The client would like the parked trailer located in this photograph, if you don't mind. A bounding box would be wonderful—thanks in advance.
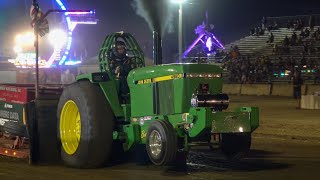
[0,84,63,163]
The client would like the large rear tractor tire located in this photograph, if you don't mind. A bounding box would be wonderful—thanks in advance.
[220,133,251,160]
[146,120,178,166]
[57,81,114,168]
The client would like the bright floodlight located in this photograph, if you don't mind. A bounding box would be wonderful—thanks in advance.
[15,34,22,43]
[48,29,67,49]
[15,32,34,46]
[170,0,186,4]
[13,46,22,53]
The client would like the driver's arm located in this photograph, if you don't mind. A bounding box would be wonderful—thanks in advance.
[109,60,118,75]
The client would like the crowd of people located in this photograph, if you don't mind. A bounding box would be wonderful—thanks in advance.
[219,15,320,84]
[272,27,320,56]
[250,17,279,36]
[223,55,320,84]
[223,56,272,83]
[286,19,305,30]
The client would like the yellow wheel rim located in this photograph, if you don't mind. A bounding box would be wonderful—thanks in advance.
[60,100,81,155]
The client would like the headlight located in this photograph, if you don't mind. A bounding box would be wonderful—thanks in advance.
[191,94,198,107]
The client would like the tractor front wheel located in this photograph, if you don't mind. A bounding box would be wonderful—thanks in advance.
[146,120,178,166]
[57,81,114,168]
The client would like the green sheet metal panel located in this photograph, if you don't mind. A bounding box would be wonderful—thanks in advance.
[158,81,174,115]
[130,83,154,117]
[187,108,252,137]
[211,111,252,133]
[235,106,260,131]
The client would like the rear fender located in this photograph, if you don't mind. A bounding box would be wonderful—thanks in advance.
[77,73,124,117]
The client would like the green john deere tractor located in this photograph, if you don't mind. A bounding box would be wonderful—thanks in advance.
[57,32,259,168]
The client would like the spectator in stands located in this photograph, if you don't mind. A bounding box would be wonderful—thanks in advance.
[300,29,306,38]
[293,70,303,109]
[303,42,309,55]
[289,56,296,72]
[267,32,274,43]
[309,58,316,69]
[267,21,277,31]
[273,44,279,54]
[273,21,278,30]
[309,15,315,30]
[241,73,247,84]
[297,35,302,45]
[261,16,267,30]
[230,46,240,59]
[279,57,285,72]
[283,35,290,47]
[301,56,307,67]
[250,28,255,36]
[305,28,310,37]
[267,24,272,31]
[313,27,320,40]
[259,27,265,35]
[254,28,259,36]
[309,41,315,54]
[287,20,293,29]
[299,19,304,29]
[294,20,299,30]
[257,27,262,36]
[233,45,239,52]
[291,32,297,45]
[294,19,304,30]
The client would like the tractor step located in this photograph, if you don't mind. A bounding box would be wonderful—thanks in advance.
[188,141,219,146]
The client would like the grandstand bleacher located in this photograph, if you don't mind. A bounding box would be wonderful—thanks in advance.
[220,14,320,84]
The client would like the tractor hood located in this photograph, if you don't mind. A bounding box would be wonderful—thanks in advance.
[128,63,224,117]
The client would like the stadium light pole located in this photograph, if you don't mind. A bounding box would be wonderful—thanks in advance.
[32,0,40,98]
[171,0,186,63]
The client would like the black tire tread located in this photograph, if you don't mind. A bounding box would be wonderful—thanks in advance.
[146,120,177,166]
[220,133,251,160]
[57,81,114,168]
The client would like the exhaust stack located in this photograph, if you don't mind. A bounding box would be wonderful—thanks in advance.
[153,31,162,65]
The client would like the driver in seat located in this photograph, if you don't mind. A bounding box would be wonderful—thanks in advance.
[110,41,135,78]
[110,41,135,103]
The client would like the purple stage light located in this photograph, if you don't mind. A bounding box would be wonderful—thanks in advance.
[181,22,225,62]
[211,34,225,49]
[182,34,204,58]
[65,11,93,15]
[206,37,213,51]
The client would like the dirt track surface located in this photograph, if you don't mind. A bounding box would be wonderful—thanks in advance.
[228,95,320,140]
[0,95,320,179]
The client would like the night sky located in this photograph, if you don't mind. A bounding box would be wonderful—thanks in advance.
[1,0,320,62]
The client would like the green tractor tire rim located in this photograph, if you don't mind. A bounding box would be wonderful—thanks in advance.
[149,130,162,158]
[60,100,81,155]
